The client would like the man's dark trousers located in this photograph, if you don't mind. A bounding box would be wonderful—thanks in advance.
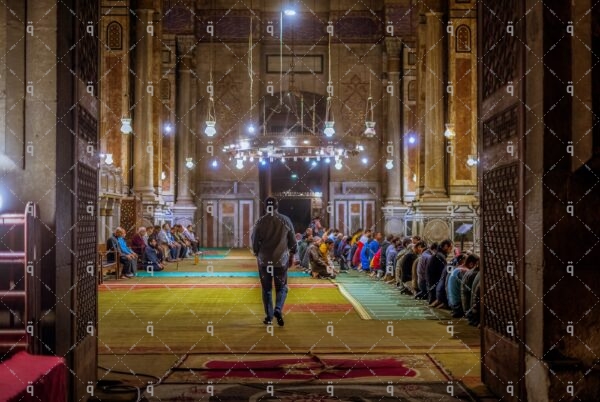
[258,265,289,320]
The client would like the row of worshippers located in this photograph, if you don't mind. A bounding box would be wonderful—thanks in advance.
[295,227,481,325]
[106,223,199,279]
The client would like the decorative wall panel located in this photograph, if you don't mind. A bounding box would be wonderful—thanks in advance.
[75,164,97,343]
[481,0,518,98]
[481,163,520,339]
[483,105,518,147]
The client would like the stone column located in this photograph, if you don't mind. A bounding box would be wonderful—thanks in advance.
[422,12,447,198]
[175,37,194,205]
[382,37,405,235]
[172,36,197,225]
[132,2,156,200]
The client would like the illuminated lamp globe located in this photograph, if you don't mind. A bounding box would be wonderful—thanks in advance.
[364,121,376,137]
[205,121,217,137]
[324,121,335,137]
[120,118,133,134]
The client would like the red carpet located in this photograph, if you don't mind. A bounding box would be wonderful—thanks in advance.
[99,283,336,290]
[170,354,449,384]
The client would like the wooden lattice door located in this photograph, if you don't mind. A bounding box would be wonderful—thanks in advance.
[71,0,99,398]
[478,1,526,400]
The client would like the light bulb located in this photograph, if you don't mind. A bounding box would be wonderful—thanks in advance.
[211,160,218,168]
[185,158,194,169]
[236,159,244,169]
[247,124,255,133]
[120,118,132,134]
[362,158,368,164]
[164,123,172,133]
[311,161,317,167]
[284,9,296,16]
[324,121,335,137]
[205,121,216,137]
[325,157,331,164]
[467,155,479,166]
[364,121,376,137]
[161,171,167,180]
[385,159,393,170]
[444,123,455,139]
[104,154,113,165]
[408,135,416,144]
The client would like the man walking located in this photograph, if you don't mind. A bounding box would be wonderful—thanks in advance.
[252,197,297,327]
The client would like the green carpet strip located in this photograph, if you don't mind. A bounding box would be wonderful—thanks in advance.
[334,271,450,321]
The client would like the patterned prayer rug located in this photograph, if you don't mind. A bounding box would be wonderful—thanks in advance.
[167,354,449,384]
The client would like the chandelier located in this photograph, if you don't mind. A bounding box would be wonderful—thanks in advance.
[222,5,362,170]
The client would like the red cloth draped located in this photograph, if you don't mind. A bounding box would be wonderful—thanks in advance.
[0,352,67,402]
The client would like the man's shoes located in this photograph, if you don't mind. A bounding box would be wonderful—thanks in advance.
[429,300,441,308]
[436,303,449,310]
[263,317,272,325]
[124,273,134,278]
[273,310,284,327]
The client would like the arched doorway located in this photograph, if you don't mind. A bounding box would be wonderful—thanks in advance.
[258,91,330,232]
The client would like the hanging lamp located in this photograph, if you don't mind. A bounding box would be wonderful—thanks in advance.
[324,23,335,137]
[204,19,217,137]
[364,75,376,138]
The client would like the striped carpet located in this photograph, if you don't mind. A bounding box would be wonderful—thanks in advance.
[335,271,451,320]
[135,271,311,278]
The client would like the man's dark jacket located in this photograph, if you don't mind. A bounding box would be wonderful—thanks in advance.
[252,211,297,267]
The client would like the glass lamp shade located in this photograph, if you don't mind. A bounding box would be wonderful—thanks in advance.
[324,121,335,137]
[185,158,194,169]
[364,121,376,137]
[120,118,133,134]
[385,159,394,170]
[334,160,342,170]
[444,123,455,139]
[205,121,217,137]
[235,159,244,170]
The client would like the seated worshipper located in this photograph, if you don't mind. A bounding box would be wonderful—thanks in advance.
[106,230,119,264]
[361,232,381,271]
[397,242,424,294]
[320,238,338,274]
[415,242,437,299]
[427,239,453,306]
[352,229,370,268]
[462,261,480,324]
[468,270,482,326]
[308,237,336,279]
[337,236,351,271]
[447,254,479,318]
[436,252,465,310]
[309,217,324,237]
[183,225,200,254]
[394,238,413,286]
[112,227,137,278]
[131,226,147,257]
[298,235,311,268]
[406,241,426,293]
[300,236,313,272]
[149,225,166,262]
[334,233,343,260]
[172,225,190,258]
[142,237,165,272]
[369,247,382,277]
[377,235,394,279]
[158,223,181,261]
[383,237,400,283]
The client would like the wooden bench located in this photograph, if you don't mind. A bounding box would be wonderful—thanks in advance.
[98,244,120,283]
